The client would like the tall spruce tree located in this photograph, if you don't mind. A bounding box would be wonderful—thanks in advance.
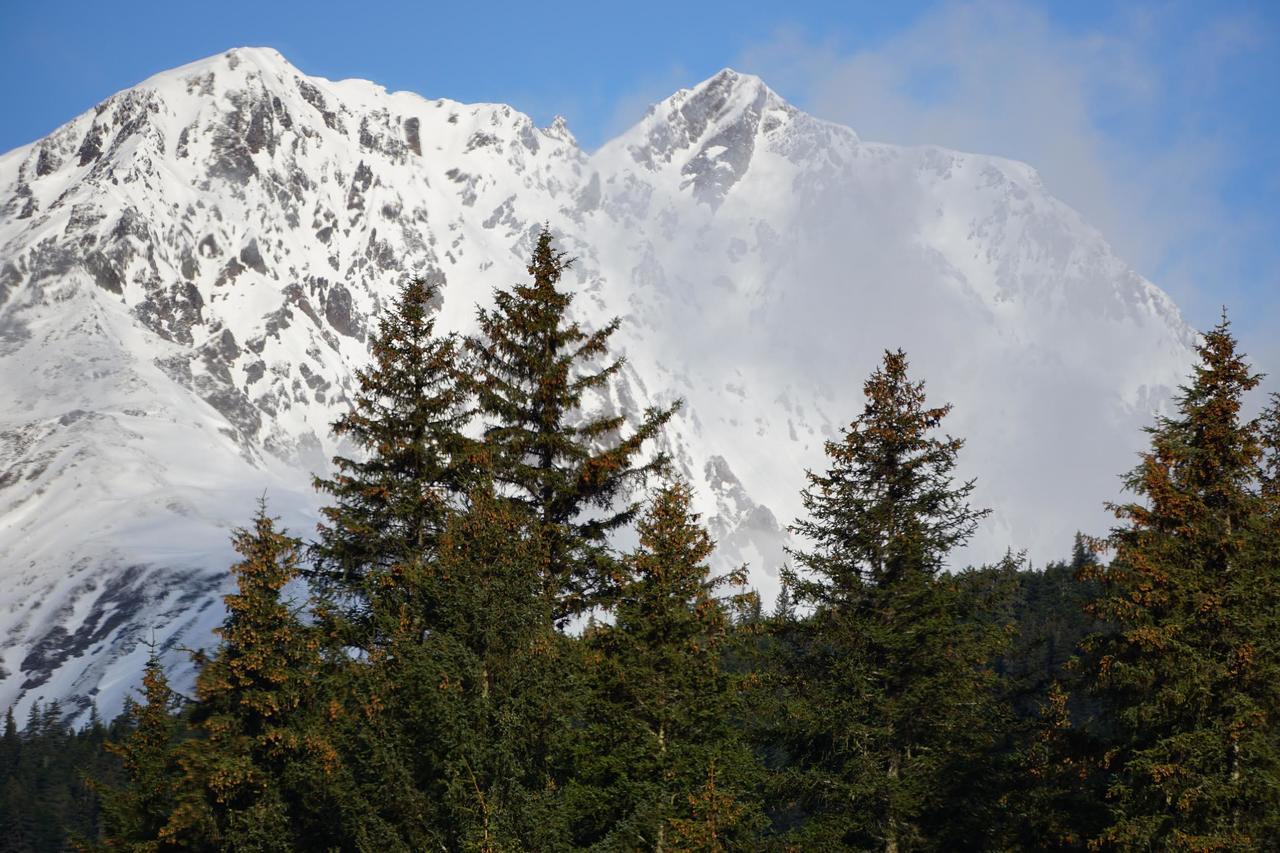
[95,650,180,850]
[307,274,491,846]
[156,502,384,845]
[379,483,568,851]
[312,275,474,643]
[779,349,1005,851]
[1077,318,1280,849]
[467,227,677,620]
[566,482,764,849]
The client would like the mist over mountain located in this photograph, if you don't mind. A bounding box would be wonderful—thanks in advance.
[0,46,1194,719]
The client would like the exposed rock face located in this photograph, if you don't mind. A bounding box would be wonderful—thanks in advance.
[0,48,1194,720]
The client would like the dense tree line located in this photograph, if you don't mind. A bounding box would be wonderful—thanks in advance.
[3,228,1279,850]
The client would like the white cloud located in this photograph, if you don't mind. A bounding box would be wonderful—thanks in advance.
[734,0,1276,382]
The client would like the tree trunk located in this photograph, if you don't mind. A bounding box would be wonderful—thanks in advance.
[886,751,900,853]
[656,721,667,853]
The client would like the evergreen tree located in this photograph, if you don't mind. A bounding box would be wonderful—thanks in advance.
[95,650,181,850]
[1,702,120,852]
[467,227,677,620]
[312,274,475,644]
[0,708,16,782]
[667,761,750,853]
[961,541,1112,850]
[1013,680,1102,850]
[1260,393,1280,500]
[164,504,417,850]
[567,482,764,849]
[771,579,795,623]
[1078,318,1280,849]
[741,576,810,840]
[157,506,307,848]
[778,349,1006,851]
[307,274,487,846]
[381,484,569,851]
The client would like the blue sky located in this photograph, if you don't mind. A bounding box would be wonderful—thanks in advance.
[2,0,1277,367]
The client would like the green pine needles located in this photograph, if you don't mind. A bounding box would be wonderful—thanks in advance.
[468,229,678,621]
[311,273,476,647]
[1078,317,1280,850]
[777,349,1006,851]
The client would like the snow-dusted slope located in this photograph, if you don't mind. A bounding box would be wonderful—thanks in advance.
[0,48,1194,719]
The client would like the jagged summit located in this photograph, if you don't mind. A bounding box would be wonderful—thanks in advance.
[0,48,1194,722]
[655,67,793,126]
[595,67,810,207]
[590,65,874,213]
[543,115,577,146]
[159,46,293,79]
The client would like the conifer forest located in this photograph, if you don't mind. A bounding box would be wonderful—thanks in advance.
[4,229,1280,852]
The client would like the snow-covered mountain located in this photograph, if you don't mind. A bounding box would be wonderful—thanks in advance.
[0,47,1194,720]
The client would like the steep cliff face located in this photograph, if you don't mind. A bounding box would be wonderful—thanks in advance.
[0,48,1193,718]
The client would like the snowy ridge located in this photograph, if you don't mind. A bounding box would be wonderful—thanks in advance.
[0,48,1194,719]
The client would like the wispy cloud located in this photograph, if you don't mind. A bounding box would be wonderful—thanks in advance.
[735,0,1279,387]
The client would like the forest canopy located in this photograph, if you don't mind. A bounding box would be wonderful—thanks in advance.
[4,230,1280,852]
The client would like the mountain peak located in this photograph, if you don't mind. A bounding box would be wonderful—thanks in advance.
[224,45,289,64]
[662,66,790,132]
[133,46,300,93]
[599,67,800,207]
[692,67,771,99]
[544,114,576,146]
